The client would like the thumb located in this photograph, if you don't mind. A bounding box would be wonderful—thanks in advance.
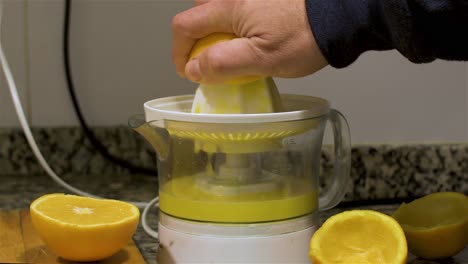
[185,38,267,84]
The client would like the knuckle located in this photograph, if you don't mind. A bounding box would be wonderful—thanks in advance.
[247,41,272,74]
[194,0,207,5]
[204,51,226,74]
[171,13,189,34]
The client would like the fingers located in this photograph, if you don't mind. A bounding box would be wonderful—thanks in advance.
[172,1,234,77]
[185,37,269,84]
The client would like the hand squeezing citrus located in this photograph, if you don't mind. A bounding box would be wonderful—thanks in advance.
[309,210,408,264]
[30,193,140,262]
[393,192,468,259]
[189,33,283,114]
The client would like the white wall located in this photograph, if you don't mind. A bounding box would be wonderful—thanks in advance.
[276,54,467,143]
[1,0,467,144]
[27,0,195,127]
[0,0,28,127]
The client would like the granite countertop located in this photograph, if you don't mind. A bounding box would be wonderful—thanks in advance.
[0,173,466,264]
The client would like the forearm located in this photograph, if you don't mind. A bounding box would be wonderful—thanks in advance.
[306,0,468,68]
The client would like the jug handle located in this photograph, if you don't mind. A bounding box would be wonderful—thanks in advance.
[319,109,351,211]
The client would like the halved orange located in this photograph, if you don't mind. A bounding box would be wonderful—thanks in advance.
[30,193,140,262]
[393,192,468,259]
[309,210,407,264]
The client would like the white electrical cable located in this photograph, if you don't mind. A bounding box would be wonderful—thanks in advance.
[0,1,159,239]
[141,196,160,239]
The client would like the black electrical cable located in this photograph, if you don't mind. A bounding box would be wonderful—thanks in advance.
[63,0,157,176]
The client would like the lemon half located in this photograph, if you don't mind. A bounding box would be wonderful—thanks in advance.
[393,192,468,259]
[188,33,261,85]
[309,210,408,264]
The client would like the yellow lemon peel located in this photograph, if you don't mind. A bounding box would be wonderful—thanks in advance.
[393,192,468,259]
[310,210,407,264]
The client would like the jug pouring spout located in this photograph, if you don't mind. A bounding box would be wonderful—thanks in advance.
[129,114,169,161]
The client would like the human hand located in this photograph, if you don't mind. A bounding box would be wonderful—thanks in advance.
[172,0,328,84]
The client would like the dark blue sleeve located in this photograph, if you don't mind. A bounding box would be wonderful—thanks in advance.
[306,0,468,68]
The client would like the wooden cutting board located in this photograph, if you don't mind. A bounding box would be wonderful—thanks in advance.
[0,210,146,264]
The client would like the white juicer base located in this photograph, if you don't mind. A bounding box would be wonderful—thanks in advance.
[157,222,315,264]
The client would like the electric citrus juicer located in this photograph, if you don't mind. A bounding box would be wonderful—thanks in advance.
[129,34,351,263]
[130,92,351,262]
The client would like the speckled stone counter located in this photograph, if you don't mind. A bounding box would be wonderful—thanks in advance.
[1,127,467,202]
[0,174,466,264]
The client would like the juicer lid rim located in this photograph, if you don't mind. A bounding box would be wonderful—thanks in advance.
[143,94,330,123]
